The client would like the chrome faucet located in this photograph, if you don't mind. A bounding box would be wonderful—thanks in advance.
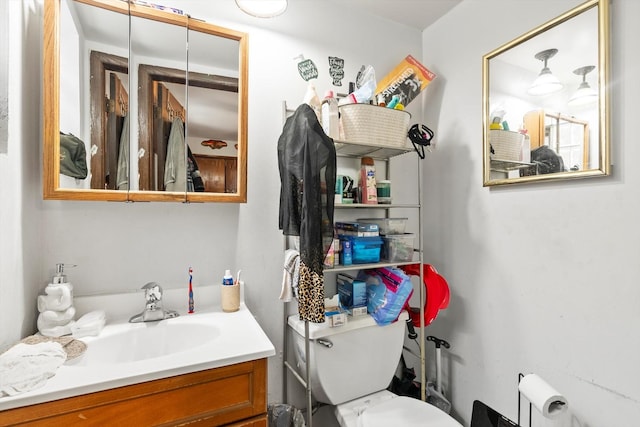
[129,282,179,323]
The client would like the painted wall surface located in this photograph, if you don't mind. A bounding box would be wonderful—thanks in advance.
[0,0,42,354]
[421,0,640,425]
[3,0,638,425]
[0,0,422,409]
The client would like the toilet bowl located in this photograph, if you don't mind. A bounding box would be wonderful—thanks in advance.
[336,390,461,427]
[288,312,461,427]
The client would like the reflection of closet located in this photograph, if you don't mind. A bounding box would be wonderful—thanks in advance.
[193,155,237,193]
[524,109,589,170]
[89,51,128,190]
[151,82,185,191]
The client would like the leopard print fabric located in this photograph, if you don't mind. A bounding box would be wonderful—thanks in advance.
[297,260,325,323]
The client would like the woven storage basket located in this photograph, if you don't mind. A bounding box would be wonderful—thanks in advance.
[339,104,411,147]
[489,130,524,161]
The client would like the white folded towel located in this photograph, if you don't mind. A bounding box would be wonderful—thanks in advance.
[0,342,67,397]
[280,249,300,302]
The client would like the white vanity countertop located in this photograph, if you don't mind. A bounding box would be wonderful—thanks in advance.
[0,291,275,411]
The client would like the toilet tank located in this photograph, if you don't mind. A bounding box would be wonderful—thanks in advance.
[288,311,408,405]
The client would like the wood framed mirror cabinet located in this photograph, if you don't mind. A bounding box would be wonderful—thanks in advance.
[43,0,248,202]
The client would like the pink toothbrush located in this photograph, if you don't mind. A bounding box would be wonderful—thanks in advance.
[188,267,194,313]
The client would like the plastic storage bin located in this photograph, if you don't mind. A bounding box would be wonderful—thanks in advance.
[381,234,415,262]
[339,235,383,264]
[357,218,407,235]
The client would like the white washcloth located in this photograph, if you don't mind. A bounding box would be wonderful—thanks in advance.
[71,310,106,338]
[280,249,300,302]
[0,342,67,397]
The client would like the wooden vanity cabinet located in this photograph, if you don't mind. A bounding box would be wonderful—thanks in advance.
[0,358,267,427]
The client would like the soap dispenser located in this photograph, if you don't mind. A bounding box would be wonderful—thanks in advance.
[37,263,76,337]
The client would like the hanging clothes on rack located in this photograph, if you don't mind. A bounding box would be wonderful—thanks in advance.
[278,103,336,323]
[164,117,187,192]
[187,146,205,192]
[116,114,129,191]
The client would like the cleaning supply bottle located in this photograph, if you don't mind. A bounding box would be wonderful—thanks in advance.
[303,83,322,121]
[321,90,339,139]
[359,156,378,204]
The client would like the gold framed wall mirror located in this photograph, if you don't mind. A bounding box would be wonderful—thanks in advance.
[482,0,610,186]
[43,0,248,202]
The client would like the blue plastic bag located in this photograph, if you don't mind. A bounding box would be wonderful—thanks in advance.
[359,267,413,325]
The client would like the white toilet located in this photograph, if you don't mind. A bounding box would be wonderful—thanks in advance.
[288,311,462,426]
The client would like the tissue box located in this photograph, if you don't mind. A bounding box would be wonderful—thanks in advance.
[357,217,407,235]
[337,274,367,309]
[335,221,379,237]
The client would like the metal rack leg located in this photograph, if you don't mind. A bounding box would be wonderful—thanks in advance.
[305,320,313,427]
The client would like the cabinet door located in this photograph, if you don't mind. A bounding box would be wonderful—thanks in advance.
[524,109,544,149]
[195,155,237,193]
[0,359,267,426]
[225,157,238,193]
[195,155,226,192]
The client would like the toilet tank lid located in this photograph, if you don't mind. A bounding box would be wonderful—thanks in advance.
[288,311,408,340]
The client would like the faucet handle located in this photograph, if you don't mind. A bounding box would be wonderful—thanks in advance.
[141,282,162,303]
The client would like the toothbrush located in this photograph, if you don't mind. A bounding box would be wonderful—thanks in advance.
[188,267,194,313]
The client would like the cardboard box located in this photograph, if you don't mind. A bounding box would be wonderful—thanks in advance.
[335,221,379,237]
[325,306,347,327]
[347,306,368,317]
[375,55,436,107]
[337,274,367,309]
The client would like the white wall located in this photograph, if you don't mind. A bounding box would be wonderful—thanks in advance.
[0,0,42,352]
[0,0,422,409]
[421,0,640,425]
[4,1,637,425]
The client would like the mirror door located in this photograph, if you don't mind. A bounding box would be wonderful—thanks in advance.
[186,19,248,202]
[49,0,130,200]
[129,5,188,201]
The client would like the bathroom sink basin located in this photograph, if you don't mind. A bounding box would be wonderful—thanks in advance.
[72,321,219,366]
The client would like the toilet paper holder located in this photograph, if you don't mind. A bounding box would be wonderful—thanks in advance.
[517,372,568,427]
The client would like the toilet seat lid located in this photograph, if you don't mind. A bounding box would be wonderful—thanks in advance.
[361,396,461,427]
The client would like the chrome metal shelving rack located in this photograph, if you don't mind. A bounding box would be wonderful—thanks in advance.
[281,101,426,427]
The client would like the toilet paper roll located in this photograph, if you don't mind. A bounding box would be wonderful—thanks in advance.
[518,374,568,418]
